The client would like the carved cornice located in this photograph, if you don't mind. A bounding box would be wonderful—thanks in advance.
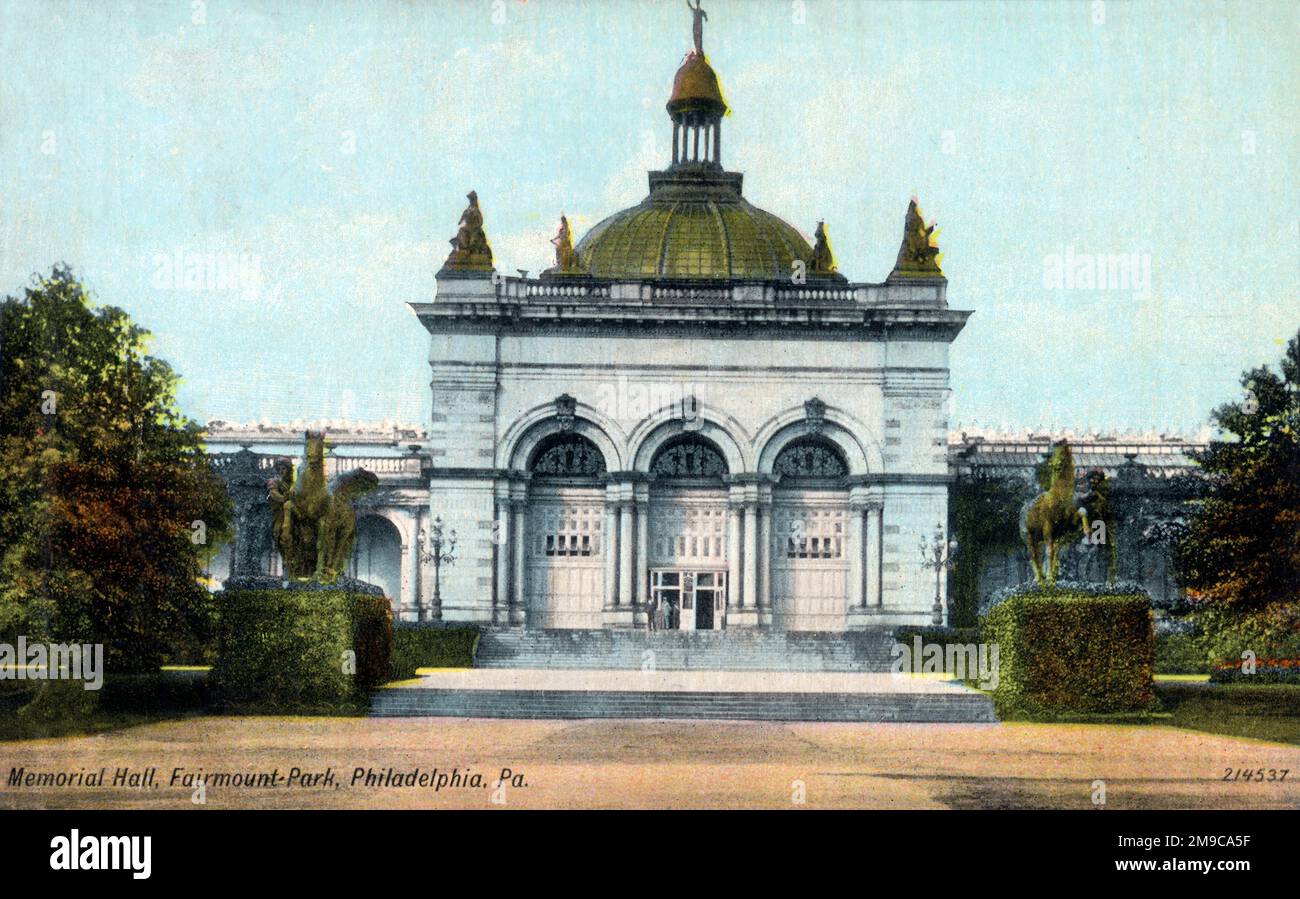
[409,301,970,343]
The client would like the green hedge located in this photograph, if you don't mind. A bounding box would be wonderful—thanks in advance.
[210,588,392,710]
[352,595,394,690]
[983,589,1155,716]
[390,625,480,681]
[1155,631,1210,674]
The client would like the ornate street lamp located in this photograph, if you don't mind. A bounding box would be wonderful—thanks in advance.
[920,523,958,627]
[420,515,457,622]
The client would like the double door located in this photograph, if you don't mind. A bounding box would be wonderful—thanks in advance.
[651,569,726,631]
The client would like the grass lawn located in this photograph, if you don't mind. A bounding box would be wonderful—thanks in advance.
[1157,681,1300,745]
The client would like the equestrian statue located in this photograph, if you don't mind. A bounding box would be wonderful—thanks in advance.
[269,431,379,583]
[1020,440,1116,586]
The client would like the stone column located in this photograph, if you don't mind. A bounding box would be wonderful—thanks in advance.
[510,499,527,627]
[400,521,419,623]
[727,502,742,612]
[494,497,511,626]
[758,491,772,624]
[602,500,618,611]
[618,501,634,610]
[866,501,883,608]
[848,500,865,611]
[742,503,758,610]
[635,492,649,621]
[412,508,429,622]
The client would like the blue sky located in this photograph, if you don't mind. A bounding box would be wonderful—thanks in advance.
[2,0,1296,434]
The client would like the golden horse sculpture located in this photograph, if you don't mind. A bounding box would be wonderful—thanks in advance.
[1021,441,1092,586]
[268,431,379,583]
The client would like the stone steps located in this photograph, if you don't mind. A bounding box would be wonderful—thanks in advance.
[473,628,899,673]
[369,687,997,723]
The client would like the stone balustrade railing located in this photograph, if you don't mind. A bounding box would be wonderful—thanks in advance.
[210,452,424,479]
[472,277,947,308]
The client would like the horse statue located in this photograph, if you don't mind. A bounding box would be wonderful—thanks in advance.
[1020,441,1091,586]
[269,431,379,583]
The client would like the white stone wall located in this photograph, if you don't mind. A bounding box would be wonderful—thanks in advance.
[430,335,947,624]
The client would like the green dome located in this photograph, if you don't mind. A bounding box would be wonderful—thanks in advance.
[574,170,817,281]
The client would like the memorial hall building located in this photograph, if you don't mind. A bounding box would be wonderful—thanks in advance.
[204,21,1201,636]
[364,28,960,633]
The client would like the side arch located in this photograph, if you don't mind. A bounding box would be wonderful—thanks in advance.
[502,402,625,472]
[350,513,405,605]
[754,406,880,476]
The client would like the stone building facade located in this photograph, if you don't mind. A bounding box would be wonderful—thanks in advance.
[203,24,1202,630]
[406,34,965,632]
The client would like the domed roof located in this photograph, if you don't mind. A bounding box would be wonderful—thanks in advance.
[566,17,841,284]
[574,172,817,281]
[575,191,813,281]
[668,52,727,115]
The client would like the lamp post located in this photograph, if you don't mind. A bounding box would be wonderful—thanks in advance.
[921,523,958,627]
[420,515,456,622]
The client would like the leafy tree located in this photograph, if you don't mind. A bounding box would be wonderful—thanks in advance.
[0,266,231,672]
[949,472,1032,627]
[1174,330,1300,620]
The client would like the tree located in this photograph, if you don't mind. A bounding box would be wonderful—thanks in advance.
[0,266,232,672]
[949,472,1032,627]
[1174,330,1300,620]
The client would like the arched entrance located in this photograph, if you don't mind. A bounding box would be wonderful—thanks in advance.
[770,436,851,631]
[350,515,403,606]
[526,432,607,628]
[646,433,730,631]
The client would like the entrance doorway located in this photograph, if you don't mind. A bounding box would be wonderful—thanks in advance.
[651,569,727,631]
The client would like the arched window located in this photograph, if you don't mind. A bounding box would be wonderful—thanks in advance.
[649,435,729,478]
[773,437,848,479]
[529,433,607,477]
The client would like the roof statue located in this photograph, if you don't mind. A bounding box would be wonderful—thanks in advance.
[811,221,836,274]
[443,190,494,272]
[891,197,943,278]
[688,0,707,57]
[547,214,582,275]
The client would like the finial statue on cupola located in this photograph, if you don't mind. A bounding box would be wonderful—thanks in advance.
[443,190,494,272]
[890,197,943,278]
[547,214,582,275]
[688,0,707,57]
[667,2,726,168]
[811,221,837,274]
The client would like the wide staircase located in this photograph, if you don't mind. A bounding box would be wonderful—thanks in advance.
[370,627,998,723]
[473,628,897,672]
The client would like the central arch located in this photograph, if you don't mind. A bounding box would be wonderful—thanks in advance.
[638,426,736,631]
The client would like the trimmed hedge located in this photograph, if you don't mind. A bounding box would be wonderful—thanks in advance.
[1156,631,1210,674]
[390,624,480,681]
[352,595,394,690]
[211,588,393,710]
[982,588,1155,716]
